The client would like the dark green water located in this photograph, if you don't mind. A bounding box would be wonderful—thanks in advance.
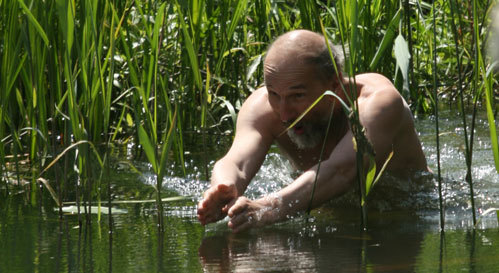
[1,109,498,272]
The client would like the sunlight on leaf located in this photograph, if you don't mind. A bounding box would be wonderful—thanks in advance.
[138,125,157,173]
[58,206,128,215]
[475,208,499,228]
[394,34,411,93]
[278,90,351,137]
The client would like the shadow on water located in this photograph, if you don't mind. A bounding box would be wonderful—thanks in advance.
[1,109,498,272]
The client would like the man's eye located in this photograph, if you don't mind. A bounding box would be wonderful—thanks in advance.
[294,93,305,99]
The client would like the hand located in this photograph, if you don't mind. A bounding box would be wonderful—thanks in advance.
[227,195,282,233]
[197,183,238,225]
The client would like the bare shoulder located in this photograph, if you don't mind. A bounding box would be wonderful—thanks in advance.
[237,87,282,137]
[355,73,406,121]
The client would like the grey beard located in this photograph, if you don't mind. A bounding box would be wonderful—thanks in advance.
[286,117,330,150]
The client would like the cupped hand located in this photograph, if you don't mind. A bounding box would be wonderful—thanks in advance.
[227,196,281,233]
[197,183,238,225]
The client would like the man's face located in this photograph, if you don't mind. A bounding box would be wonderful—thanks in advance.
[264,57,333,149]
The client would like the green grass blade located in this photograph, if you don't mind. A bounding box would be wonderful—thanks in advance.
[40,140,103,175]
[62,196,192,205]
[37,177,60,207]
[362,156,376,206]
[372,151,394,186]
[483,69,499,172]
[278,90,351,137]
[219,98,238,131]
[394,34,411,95]
[475,208,499,228]
[138,125,158,174]
[215,0,248,73]
[369,9,401,70]
[56,0,74,53]
[175,2,202,91]
[17,0,49,47]
[158,109,177,181]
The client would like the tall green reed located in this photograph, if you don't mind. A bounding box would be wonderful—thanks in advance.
[1,0,497,230]
[124,1,176,228]
[318,0,405,229]
[0,1,24,196]
[431,0,445,230]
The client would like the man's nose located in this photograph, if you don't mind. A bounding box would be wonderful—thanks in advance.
[279,100,294,123]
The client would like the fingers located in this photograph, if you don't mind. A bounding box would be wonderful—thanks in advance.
[229,219,252,233]
[197,197,226,225]
[228,211,251,233]
[227,197,256,233]
[227,196,247,218]
[197,183,238,225]
[197,203,221,225]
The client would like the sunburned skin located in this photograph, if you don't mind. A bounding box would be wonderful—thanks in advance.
[197,29,428,233]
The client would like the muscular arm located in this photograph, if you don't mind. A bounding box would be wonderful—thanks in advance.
[227,87,407,232]
[227,130,357,232]
[197,89,275,225]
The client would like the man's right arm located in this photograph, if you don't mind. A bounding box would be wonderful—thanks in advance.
[197,88,276,225]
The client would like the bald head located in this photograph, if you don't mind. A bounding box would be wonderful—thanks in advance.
[265,30,343,82]
[268,30,325,58]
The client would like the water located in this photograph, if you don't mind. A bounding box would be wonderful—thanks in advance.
[1,109,498,272]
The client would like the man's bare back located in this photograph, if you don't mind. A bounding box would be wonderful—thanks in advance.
[197,30,427,233]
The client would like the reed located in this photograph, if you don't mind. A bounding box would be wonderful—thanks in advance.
[431,0,444,231]
[0,0,496,229]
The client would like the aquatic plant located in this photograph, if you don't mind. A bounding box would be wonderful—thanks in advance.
[0,0,497,232]
[431,0,445,231]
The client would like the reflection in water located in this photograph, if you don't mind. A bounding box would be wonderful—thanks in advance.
[199,213,426,272]
[199,232,317,272]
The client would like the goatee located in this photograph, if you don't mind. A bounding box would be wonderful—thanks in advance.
[285,116,330,150]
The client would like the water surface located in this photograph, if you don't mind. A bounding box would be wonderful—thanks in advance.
[1,109,498,272]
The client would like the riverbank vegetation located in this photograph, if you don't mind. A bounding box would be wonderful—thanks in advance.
[0,0,497,228]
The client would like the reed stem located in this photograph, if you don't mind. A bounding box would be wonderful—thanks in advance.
[432,0,445,231]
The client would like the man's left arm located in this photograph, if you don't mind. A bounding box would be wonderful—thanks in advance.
[227,129,358,232]
[226,88,405,233]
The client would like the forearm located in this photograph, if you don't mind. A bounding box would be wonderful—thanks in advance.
[211,157,251,196]
[224,164,355,232]
[266,167,354,221]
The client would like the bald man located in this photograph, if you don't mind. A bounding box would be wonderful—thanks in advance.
[197,30,427,233]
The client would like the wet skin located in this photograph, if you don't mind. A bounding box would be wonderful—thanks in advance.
[197,30,427,233]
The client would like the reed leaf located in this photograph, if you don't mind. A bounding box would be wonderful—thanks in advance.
[483,73,499,172]
[37,177,60,207]
[16,0,49,47]
[394,34,411,95]
[138,124,158,174]
[0,0,497,224]
[474,208,499,228]
[60,205,128,215]
[175,1,202,91]
[40,140,104,176]
[62,196,191,205]
[215,0,248,74]
[365,151,394,198]
[369,9,401,70]
[158,109,177,182]
[361,157,376,207]
[279,90,351,137]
